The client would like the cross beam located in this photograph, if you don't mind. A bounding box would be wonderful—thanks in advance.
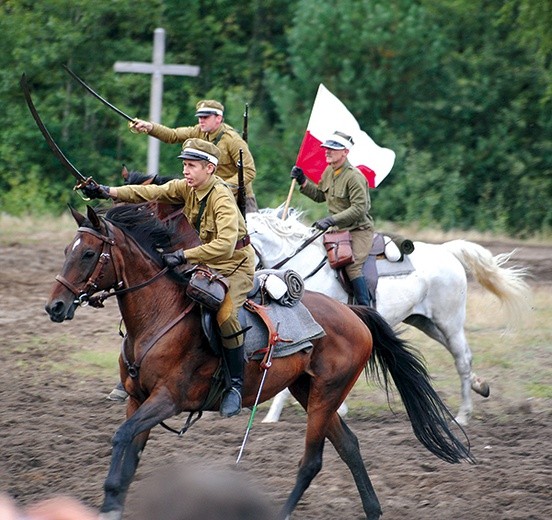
[114,28,200,174]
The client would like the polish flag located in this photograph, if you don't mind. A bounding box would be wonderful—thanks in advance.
[295,84,395,187]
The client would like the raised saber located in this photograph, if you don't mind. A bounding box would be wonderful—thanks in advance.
[63,65,136,123]
[20,73,95,187]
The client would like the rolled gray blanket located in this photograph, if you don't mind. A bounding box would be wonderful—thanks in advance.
[256,269,305,307]
[386,233,415,256]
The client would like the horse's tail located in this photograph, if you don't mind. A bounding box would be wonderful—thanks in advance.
[350,305,475,465]
[442,239,530,324]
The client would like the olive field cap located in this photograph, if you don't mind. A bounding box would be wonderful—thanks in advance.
[321,131,355,150]
[194,99,224,117]
[178,138,221,166]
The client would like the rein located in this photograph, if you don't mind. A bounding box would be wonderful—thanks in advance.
[271,229,326,270]
[121,299,196,381]
[88,266,169,308]
[55,225,169,308]
[253,226,328,274]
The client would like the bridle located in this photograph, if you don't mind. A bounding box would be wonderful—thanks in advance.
[55,223,169,308]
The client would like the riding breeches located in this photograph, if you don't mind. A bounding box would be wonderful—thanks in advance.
[344,228,374,280]
[216,267,254,350]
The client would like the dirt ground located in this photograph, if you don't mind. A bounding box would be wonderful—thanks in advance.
[1,222,551,520]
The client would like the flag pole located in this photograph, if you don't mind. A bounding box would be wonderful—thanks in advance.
[281,179,296,220]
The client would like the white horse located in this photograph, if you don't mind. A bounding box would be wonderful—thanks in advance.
[248,209,530,426]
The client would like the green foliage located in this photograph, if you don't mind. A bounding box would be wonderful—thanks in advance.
[0,0,549,235]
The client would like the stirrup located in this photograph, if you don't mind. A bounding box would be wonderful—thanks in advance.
[220,387,242,418]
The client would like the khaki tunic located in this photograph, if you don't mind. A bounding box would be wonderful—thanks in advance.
[300,160,374,279]
[115,175,255,348]
[149,122,257,200]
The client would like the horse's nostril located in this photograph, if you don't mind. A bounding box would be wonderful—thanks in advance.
[46,300,65,318]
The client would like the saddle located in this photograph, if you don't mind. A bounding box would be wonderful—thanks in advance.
[336,232,416,305]
[200,270,325,361]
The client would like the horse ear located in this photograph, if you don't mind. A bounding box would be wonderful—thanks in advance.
[86,205,102,229]
[69,205,86,227]
[122,163,129,180]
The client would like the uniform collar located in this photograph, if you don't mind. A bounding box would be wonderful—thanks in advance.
[332,159,351,175]
[194,174,217,199]
[205,124,225,141]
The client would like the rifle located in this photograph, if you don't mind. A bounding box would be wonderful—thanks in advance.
[242,103,249,143]
[237,149,246,219]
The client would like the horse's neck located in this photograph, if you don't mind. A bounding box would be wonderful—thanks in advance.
[152,205,201,249]
[258,223,348,302]
[114,236,189,333]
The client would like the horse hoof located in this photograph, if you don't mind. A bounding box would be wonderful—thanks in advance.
[106,388,128,402]
[337,402,348,418]
[472,378,490,398]
[455,415,469,427]
[98,511,122,520]
[478,382,490,398]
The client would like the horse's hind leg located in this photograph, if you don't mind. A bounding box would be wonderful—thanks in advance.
[278,419,326,519]
[404,314,486,426]
[326,415,382,519]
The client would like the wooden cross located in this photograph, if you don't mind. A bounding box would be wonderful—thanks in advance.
[114,27,200,174]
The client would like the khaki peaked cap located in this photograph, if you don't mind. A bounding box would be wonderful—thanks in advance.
[178,138,221,165]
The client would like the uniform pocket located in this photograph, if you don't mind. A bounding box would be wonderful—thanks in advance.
[199,215,216,242]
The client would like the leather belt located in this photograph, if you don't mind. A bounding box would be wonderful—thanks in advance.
[235,235,251,250]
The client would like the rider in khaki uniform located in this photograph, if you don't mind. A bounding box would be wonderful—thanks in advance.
[131,100,258,213]
[83,139,255,418]
[291,131,374,306]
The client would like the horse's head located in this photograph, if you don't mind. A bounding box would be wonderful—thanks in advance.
[45,206,119,322]
[46,203,191,323]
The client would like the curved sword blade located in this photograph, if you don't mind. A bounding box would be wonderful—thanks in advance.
[20,73,87,183]
[63,65,134,123]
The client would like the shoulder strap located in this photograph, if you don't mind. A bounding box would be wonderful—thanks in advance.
[212,130,225,146]
[196,186,216,231]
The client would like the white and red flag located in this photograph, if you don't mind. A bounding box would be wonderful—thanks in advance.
[295,84,395,187]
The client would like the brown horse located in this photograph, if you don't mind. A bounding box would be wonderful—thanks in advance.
[45,203,474,520]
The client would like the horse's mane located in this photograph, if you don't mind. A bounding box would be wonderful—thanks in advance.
[104,203,179,261]
[256,207,316,242]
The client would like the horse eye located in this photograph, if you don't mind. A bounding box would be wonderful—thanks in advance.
[82,250,96,260]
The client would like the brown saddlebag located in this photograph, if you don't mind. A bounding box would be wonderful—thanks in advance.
[323,230,355,269]
[186,266,230,311]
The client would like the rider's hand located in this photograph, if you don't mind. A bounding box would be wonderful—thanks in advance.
[128,119,152,134]
[162,249,186,268]
[82,184,111,200]
[290,165,306,185]
[313,216,336,231]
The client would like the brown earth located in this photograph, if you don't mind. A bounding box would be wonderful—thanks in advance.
[0,222,551,520]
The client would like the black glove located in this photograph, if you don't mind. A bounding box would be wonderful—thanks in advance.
[162,249,186,269]
[313,216,336,231]
[82,184,110,200]
[290,165,306,185]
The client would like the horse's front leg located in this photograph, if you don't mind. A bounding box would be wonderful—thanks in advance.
[99,390,177,520]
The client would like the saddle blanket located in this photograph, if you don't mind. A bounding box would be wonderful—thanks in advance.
[376,255,415,277]
[239,301,325,361]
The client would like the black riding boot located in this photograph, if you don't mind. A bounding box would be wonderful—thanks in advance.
[351,277,373,307]
[220,345,245,418]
